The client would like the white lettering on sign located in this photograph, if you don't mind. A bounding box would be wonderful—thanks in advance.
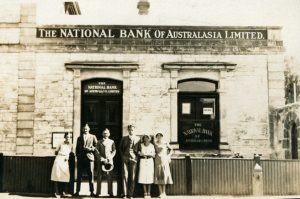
[203,108,214,115]
[60,28,115,38]
[37,28,267,40]
[166,30,222,39]
[183,127,213,136]
[119,29,151,39]
[84,81,121,95]
[225,31,264,39]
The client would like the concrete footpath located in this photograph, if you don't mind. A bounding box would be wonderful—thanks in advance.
[1,193,300,199]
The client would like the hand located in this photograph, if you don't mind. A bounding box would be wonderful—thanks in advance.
[90,146,95,151]
[138,151,144,156]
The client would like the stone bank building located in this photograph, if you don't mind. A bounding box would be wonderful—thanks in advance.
[0,1,295,160]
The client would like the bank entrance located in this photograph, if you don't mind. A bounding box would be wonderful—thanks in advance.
[178,79,219,149]
[81,78,123,142]
[81,78,123,195]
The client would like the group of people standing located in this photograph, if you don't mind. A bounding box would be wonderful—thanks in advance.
[50,124,173,199]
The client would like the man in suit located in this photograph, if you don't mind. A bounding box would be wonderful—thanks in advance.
[74,124,98,197]
[95,128,116,197]
[119,124,140,199]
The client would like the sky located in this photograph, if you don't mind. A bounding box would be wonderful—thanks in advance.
[36,0,300,62]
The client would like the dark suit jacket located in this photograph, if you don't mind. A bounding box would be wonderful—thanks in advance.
[76,133,98,161]
[119,135,140,162]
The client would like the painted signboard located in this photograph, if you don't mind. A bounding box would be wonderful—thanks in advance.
[82,79,122,96]
[37,26,268,40]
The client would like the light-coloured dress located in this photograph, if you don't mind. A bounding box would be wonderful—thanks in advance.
[154,142,173,185]
[138,143,155,184]
[51,142,72,182]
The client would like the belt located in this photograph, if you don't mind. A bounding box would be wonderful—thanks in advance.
[140,156,153,159]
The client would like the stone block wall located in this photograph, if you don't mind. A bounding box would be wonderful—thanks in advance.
[0,53,18,155]
[225,55,270,157]
[16,53,36,155]
[34,53,73,155]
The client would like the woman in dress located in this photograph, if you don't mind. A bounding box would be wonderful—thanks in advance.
[51,132,72,198]
[137,134,155,198]
[154,132,173,198]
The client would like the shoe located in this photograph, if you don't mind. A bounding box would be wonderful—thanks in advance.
[73,192,79,197]
[62,192,72,197]
[95,192,100,197]
[90,192,96,197]
[54,193,60,198]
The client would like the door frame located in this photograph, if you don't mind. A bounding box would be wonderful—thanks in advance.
[65,62,138,150]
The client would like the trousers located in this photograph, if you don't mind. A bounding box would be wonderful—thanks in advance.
[76,159,94,193]
[122,160,137,197]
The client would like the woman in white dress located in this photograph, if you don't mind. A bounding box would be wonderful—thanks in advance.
[51,132,72,197]
[154,132,173,198]
[138,134,155,198]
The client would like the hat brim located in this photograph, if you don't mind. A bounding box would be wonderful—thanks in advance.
[155,132,164,137]
[142,134,151,139]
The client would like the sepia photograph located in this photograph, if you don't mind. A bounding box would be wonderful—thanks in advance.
[0,0,300,198]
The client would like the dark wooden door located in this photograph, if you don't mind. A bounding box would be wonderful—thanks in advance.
[81,79,123,182]
[81,96,122,143]
[178,93,219,149]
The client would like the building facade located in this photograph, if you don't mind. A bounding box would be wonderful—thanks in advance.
[0,1,287,158]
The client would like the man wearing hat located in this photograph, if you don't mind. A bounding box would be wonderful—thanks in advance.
[119,124,140,199]
[95,128,116,197]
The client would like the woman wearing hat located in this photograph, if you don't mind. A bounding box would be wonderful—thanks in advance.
[154,132,173,198]
[137,134,155,198]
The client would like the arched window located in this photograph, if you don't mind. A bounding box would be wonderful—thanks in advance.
[177,79,219,150]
